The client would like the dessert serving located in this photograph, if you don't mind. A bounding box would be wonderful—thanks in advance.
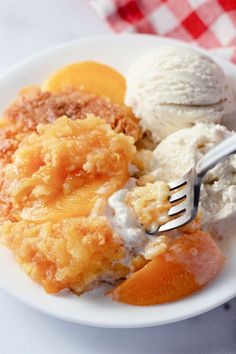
[0,46,235,306]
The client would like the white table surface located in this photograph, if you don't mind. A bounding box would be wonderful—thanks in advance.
[0,1,235,353]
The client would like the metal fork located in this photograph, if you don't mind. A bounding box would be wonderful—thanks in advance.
[147,133,236,234]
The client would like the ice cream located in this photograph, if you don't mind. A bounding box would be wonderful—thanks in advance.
[152,123,233,181]
[106,179,147,253]
[125,46,234,141]
[201,155,236,238]
[151,123,236,238]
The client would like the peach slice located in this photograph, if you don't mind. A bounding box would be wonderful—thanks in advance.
[110,231,224,306]
[44,61,127,106]
[22,174,128,223]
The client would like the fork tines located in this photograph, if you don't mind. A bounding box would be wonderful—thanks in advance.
[157,169,195,233]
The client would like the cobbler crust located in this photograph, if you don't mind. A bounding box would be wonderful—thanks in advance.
[0,86,139,166]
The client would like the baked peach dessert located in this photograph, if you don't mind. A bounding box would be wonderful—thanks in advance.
[1,115,135,222]
[1,62,139,166]
[0,115,136,293]
[0,60,225,306]
[2,216,127,294]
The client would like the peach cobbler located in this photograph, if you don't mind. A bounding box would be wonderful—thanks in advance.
[0,60,224,306]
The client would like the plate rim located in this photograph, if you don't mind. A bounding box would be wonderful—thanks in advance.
[2,33,236,80]
[1,274,236,329]
[0,34,236,328]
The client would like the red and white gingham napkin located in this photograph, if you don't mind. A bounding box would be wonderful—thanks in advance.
[89,0,236,63]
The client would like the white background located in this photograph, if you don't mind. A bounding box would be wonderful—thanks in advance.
[0,0,235,353]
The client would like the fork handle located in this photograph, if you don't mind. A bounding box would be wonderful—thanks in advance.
[196,133,236,177]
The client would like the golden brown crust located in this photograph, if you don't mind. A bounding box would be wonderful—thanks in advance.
[0,87,139,166]
[4,86,140,139]
[0,121,28,166]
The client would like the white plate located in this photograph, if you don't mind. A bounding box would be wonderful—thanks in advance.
[0,34,236,328]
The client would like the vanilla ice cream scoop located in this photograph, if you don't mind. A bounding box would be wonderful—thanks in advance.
[152,123,233,181]
[125,46,234,141]
[200,155,236,239]
[151,123,236,238]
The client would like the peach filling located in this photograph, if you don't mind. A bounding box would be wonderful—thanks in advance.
[1,115,135,223]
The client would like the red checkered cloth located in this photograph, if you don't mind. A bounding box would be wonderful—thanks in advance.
[89,0,236,63]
